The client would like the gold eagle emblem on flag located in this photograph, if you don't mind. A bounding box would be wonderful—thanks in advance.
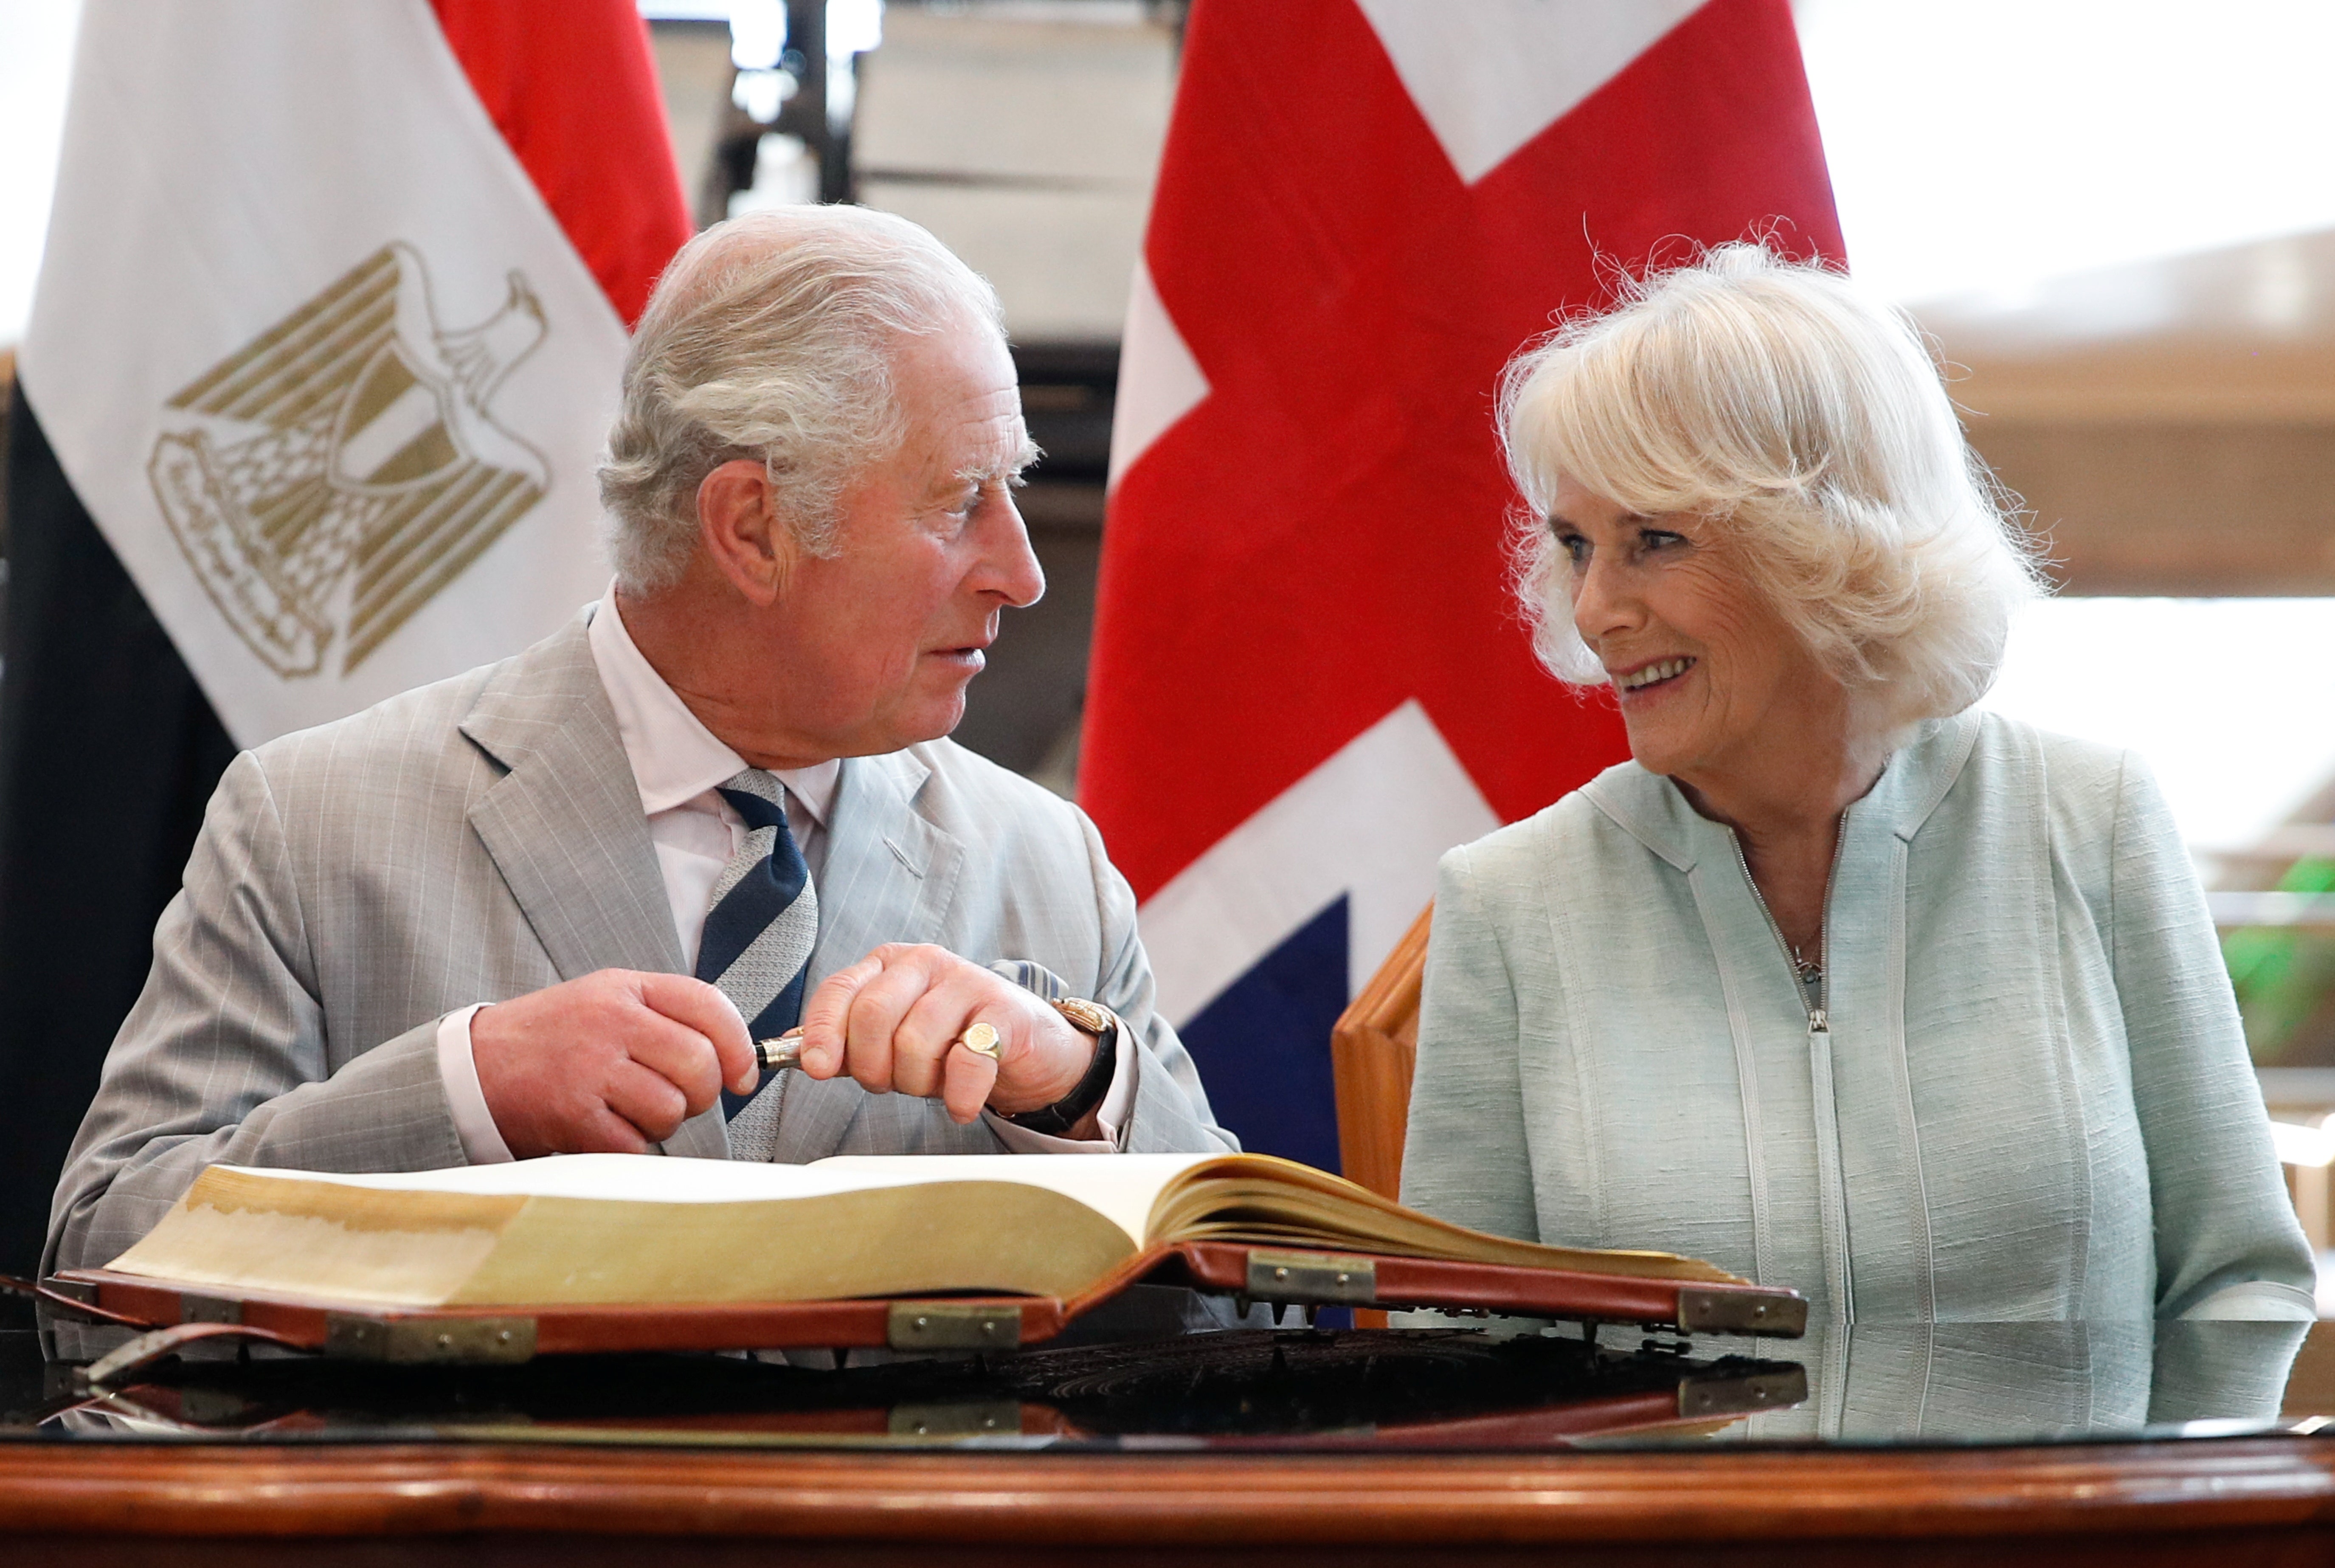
[146,242,551,677]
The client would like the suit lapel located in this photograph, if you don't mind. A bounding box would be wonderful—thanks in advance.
[460,613,722,1159]
[776,747,966,1160]
[460,612,686,982]
[808,748,961,977]
[456,628,978,1165]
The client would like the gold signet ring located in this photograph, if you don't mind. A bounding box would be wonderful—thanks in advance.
[958,1021,1002,1060]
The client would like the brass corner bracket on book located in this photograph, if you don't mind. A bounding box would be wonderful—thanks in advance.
[1676,1288,1807,1337]
[1245,1249,1378,1306]
[323,1313,538,1365]
[885,1301,1022,1351]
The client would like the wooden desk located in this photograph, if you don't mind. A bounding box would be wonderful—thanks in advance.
[3,1436,2335,1565]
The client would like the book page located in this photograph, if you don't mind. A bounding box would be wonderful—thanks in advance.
[130,1161,1146,1306]
[216,1151,1220,1247]
[217,1155,936,1203]
[813,1153,1218,1246]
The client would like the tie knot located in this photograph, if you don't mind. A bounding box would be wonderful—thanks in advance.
[717,769,789,833]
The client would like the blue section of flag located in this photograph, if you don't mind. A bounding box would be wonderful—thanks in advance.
[1176,895,1348,1174]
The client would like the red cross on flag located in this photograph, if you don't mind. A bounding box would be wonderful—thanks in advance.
[1085,0,1844,1171]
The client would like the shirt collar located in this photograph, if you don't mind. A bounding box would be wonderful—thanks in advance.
[587,583,840,828]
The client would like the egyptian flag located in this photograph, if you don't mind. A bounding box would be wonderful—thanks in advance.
[0,1,691,1278]
[1084,0,1843,1171]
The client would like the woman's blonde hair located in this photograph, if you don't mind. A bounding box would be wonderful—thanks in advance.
[1501,242,2045,730]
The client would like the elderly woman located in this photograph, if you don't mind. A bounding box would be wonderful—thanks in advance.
[1400,245,2313,1321]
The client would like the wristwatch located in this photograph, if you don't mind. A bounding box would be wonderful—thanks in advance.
[1004,998,1122,1136]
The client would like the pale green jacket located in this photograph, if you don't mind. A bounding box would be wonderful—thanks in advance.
[1401,709,2315,1321]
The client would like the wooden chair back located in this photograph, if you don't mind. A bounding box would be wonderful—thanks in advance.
[1328,901,1433,1202]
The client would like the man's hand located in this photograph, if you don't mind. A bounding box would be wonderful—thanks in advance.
[796,944,1099,1130]
[471,971,760,1158]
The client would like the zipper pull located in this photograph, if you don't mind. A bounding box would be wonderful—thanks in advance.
[1809,1007,1829,1037]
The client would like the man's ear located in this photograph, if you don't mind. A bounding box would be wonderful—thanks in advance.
[696,459,802,605]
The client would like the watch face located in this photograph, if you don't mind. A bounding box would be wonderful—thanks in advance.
[1057,999,1114,1036]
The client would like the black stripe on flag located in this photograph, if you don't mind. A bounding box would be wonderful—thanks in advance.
[0,383,236,1296]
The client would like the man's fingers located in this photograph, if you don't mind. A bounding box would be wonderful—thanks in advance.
[938,1030,1000,1124]
[893,981,987,1099]
[577,1106,657,1157]
[603,1059,692,1145]
[841,956,932,1092]
[622,1011,728,1117]
[798,957,884,1078]
[785,946,1058,1118]
[634,972,757,1095]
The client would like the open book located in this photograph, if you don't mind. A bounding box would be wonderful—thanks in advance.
[105,1152,1744,1311]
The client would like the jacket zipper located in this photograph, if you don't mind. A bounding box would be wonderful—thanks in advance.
[1729,814,1845,1030]
[1731,814,1852,1316]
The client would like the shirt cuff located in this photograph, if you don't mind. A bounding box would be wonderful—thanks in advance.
[436,1003,514,1165]
[984,1018,1136,1154]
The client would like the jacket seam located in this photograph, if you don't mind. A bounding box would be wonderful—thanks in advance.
[1686,859,1774,1287]
[249,757,322,1027]
[1888,836,1937,1319]
[2106,748,2130,994]
[2036,728,2094,1315]
[1518,834,1589,1246]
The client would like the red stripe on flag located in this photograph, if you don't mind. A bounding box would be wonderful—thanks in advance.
[428,0,694,327]
[1084,0,1840,901]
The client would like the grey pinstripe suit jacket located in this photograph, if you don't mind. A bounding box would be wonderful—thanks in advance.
[48,612,1237,1272]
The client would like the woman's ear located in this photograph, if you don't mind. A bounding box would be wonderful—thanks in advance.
[695,459,801,605]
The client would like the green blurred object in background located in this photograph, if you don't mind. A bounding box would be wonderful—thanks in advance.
[2228,857,2335,1065]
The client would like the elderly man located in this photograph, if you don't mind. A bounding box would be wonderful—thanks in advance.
[48,208,1236,1273]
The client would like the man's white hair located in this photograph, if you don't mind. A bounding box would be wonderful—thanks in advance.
[1502,242,2046,732]
[598,206,1005,593]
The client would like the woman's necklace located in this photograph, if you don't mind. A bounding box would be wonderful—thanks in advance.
[1790,943,1822,987]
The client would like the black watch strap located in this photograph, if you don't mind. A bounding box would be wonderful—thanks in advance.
[1004,1000,1120,1136]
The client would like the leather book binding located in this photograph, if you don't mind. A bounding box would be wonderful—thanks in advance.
[45,1242,1804,1376]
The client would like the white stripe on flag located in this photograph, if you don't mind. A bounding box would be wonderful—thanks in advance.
[1354,0,1706,184]
[22,0,628,748]
[1137,701,1499,1028]
[1107,255,1210,490]
[338,380,442,483]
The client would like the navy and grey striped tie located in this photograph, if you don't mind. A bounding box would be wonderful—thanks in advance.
[698,769,819,1161]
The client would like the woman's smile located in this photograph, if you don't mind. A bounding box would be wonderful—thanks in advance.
[1611,656,1697,697]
